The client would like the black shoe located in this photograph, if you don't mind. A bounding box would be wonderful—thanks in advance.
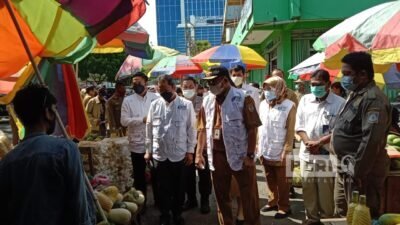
[260,205,278,212]
[200,197,210,214]
[274,210,291,219]
[173,216,185,225]
[290,186,296,198]
[235,219,244,225]
[182,200,198,211]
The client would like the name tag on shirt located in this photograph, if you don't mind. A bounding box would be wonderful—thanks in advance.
[213,129,221,140]
[178,105,187,110]
[277,106,287,111]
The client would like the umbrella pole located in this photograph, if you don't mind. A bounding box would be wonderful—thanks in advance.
[3,0,108,223]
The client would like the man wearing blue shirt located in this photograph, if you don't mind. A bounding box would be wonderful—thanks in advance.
[0,85,95,225]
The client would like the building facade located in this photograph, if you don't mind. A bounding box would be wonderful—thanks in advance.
[227,0,391,87]
[156,0,225,55]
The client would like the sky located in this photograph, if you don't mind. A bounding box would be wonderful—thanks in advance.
[138,0,158,46]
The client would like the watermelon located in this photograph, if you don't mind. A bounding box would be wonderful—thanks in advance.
[392,138,400,147]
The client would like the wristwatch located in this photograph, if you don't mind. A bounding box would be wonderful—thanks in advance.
[247,152,255,159]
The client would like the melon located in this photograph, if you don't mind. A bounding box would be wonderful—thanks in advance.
[388,134,398,144]
[379,214,400,225]
[392,138,400,147]
[108,208,132,225]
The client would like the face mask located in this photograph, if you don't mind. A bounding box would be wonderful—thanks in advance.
[197,93,203,97]
[294,84,299,90]
[183,89,196,99]
[311,85,327,98]
[341,75,357,91]
[160,91,174,102]
[231,76,243,87]
[264,90,277,102]
[209,79,225,96]
[133,84,145,94]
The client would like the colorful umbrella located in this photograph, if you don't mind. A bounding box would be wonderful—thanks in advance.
[149,55,203,78]
[0,0,147,78]
[313,1,400,72]
[288,53,400,89]
[0,59,89,139]
[192,44,267,70]
[116,46,180,79]
[92,23,154,59]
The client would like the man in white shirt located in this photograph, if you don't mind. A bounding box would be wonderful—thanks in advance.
[181,76,212,214]
[121,72,159,209]
[295,69,345,225]
[145,75,197,225]
[230,65,260,112]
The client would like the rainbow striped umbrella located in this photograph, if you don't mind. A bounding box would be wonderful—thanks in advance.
[0,0,147,78]
[0,59,89,140]
[192,44,267,70]
[116,46,179,80]
[149,55,203,78]
[313,1,400,73]
[92,23,154,59]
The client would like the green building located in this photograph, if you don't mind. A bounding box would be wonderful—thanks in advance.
[224,0,391,88]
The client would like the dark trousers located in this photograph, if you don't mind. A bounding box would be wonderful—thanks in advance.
[334,172,387,219]
[184,151,212,202]
[131,153,147,199]
[155,159,186,220]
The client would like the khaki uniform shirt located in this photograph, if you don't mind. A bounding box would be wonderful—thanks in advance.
[286,88,299,107]
[332,81,391,179]
[86,96,107,132]
[106,94,125,134]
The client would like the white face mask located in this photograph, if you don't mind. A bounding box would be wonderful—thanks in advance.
[231,76,243,87]
[182,89,196,99]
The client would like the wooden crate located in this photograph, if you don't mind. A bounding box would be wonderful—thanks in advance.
[382,171,400,213]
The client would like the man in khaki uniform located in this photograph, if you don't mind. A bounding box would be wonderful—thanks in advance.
[86,88,108,136]
[106,81,126,136]
[196,66,261,225]
[83,86,96,108]
[332,52,391,219]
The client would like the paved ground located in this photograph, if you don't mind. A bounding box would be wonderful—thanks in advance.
[140,163,306,225]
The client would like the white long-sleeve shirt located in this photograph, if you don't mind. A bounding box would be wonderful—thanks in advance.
[121,91,159,153]
[295,92,345,162]
[146,96,197,162]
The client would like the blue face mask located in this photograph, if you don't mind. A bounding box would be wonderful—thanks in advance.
[341,75,357,91]
[264,90,277,102]
[311,85,327,98]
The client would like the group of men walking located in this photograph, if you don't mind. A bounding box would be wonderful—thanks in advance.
[0,51,391,225]
[118,51,391,225]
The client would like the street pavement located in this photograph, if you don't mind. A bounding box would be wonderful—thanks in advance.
[140,161,306,225]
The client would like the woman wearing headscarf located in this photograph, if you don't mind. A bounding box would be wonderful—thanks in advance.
[258,76,296,219]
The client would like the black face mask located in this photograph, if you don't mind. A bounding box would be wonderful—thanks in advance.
[133,84,145,94]
[160,91,174,102]
[197,93,203,97]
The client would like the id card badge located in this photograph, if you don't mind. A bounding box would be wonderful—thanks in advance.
[213,129,221,140]
[322,124,330,135]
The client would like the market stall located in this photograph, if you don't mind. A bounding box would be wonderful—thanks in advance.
[383,139,400,214]
[79,136,133,192]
